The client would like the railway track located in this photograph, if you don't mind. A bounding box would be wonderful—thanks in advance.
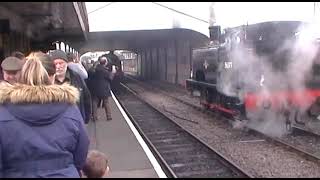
[123,75,320,164]
[286,126,320,157]
[114,83,253,178]
[124,75,210,113]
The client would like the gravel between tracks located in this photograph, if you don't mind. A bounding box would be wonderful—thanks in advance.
[148,80,320,156]
[124,81,320,177]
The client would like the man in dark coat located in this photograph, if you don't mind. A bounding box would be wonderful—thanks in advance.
[91,56,115,121]
[86,61,100,95]
[105,50,122,91]
[50,50,92,124]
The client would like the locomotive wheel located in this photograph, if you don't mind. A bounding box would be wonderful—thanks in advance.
[233,109,243,121]
[286,120,293,134]
[284,109,294,133]
[307,100,320,120]
[294,110,305,125]
[286,108,305,126]
[200,89,210,110]
[285,110,292,133]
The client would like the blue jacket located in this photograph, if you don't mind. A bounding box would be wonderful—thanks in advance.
[0,83,90,178]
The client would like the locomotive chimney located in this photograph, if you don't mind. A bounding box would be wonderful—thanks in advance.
[208,2,220,42]
[209,25,221,42]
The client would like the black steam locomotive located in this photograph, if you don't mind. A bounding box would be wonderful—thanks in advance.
[186,21,320,130]
[101,51,124,91]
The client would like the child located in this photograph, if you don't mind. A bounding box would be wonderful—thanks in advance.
[81,150,110,178]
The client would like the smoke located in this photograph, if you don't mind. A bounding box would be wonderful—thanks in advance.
[172,18,181,28]
[209,2,216,26]
[218,22,320,137]
[216,33,270,100]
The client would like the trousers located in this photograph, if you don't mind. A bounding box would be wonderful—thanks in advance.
[92,96,112,120]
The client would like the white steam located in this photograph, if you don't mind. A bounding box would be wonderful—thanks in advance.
[209,2,216,26]
[218,22,320,137]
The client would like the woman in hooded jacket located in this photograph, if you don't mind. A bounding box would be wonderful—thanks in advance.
[0,52,89,178]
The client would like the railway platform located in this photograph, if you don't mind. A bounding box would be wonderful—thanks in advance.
[86,92,166,178]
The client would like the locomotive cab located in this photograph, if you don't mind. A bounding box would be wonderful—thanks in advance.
[186,25,245,117]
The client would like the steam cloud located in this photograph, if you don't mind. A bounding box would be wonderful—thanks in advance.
[217,22,320,137]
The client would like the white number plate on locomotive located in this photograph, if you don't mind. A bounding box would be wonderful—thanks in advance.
[224,61,232,69]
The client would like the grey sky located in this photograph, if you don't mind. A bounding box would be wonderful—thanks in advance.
[85,2,317,37]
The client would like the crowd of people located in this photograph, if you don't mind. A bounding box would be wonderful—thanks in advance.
[0,49,116,178]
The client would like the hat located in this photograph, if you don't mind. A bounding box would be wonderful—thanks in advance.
[1,56,24,71]
[99,56,107,64]
[11,51,25,60]
[50,50,68,62]
[66,52,75,62]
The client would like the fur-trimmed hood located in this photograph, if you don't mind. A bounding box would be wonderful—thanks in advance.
[0,83,80,126]
[0,83,79,104]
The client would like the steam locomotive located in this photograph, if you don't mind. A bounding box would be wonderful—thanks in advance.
[186,21,320,131]
[101,51,124,91]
